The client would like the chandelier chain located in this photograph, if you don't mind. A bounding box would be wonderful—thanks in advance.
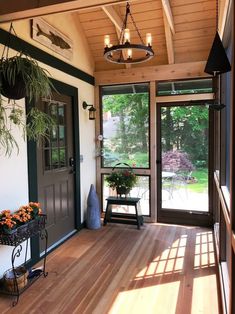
[118,3,129,44]
[216,0,218,31]
[129,10,145,45]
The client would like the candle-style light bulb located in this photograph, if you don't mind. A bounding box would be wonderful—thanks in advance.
[109,44,113,57]
[104,35,110,47]
[124,28,130,43]
[127,49,132,59]
[146,33,152,46]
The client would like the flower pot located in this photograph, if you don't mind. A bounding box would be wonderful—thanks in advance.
[0,73,26,100]
[4,266,28,292]
[116,187,131,197]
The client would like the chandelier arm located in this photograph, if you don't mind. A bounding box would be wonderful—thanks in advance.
[104,43,154,64]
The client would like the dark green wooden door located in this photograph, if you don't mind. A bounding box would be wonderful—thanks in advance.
[37,93,75,250]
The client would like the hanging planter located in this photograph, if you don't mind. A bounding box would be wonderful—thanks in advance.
[0,24,55,156]
[0,71,26,100]
[0,53,53,102]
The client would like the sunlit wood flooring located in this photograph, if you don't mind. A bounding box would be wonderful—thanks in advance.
[0,222,222,314]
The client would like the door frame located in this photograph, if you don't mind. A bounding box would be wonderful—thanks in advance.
[156,100,214,227]
[27,79,81,267]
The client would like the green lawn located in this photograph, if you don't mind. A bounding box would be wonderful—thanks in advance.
[187,169,208,193]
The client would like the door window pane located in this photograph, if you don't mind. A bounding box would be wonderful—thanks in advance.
[161,105,209,212]
[43,101,68,170]
[103,174,150,216]
[157,79,213,96]
[101,83,150,168]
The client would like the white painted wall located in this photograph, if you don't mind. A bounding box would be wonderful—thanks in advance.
[0,13,96,277]
[0,98,31,277]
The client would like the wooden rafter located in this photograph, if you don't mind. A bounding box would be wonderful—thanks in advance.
[0,0,137,23]
[161,0,175,64]
[94,61,209,85]
[162,11,174,64]
[102,5,131,68]
[161,0,175,34]
[218,0,231,38]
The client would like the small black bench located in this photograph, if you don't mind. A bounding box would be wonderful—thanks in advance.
[103,196,143,229]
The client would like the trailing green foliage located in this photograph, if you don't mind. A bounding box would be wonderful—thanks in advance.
[106,167,138,191]
[0,52,53,101]
[0,52,55,156]
[26,107,55,142]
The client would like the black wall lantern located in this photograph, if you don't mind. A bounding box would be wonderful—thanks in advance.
[82,101,96,120]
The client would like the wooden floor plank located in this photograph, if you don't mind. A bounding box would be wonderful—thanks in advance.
[0,223,222,314]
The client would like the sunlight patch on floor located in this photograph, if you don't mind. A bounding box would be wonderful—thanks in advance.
[194,231,215,269]
[109,281,181,314]
[192,274,219,314]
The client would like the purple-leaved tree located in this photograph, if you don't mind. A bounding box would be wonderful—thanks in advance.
[162,150,194,173]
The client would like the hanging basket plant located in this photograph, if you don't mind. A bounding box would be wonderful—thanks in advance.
[0,24,55,156]
[0,53,53,101]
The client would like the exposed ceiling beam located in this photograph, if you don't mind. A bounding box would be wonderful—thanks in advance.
[0,0,137,23]
[95,61,209,85]
[102,5,122,32]
[161,0,175,64]
[102,5,131,68]
[162,11,174,64]
[218,0,231,38]
[161,0,175,34]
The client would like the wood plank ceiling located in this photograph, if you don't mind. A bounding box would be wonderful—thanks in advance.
[73,0,216,72]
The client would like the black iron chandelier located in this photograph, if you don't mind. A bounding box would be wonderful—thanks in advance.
[104,2,154,64]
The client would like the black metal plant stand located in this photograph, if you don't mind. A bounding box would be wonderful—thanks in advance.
[0,215,48,306]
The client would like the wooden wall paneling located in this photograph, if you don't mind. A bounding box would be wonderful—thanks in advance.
[174,28,215,40]
[119,9,163,23]
[175,20,215,33]
[81,18,115,30]
[118,0,162,14]
[175,50,211,64]
[78,8,107,22]
[172,1,215,15]
[174,9,215,25]
[174,36,214,48]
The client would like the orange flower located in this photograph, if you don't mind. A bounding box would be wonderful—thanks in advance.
[1,202,43,233]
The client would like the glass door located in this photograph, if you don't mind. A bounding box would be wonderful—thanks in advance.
[157,102,212,226]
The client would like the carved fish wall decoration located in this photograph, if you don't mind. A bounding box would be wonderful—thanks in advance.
[36,24,71,50]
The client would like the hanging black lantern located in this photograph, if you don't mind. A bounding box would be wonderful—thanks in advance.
[204,31,231,75]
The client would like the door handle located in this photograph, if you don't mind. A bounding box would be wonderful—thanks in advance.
[69,157,74,167]
[69,157,75,174]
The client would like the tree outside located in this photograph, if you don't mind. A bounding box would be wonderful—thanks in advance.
[102,92,149,168]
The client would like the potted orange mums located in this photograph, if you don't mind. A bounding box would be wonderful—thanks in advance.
[0,202,42,235]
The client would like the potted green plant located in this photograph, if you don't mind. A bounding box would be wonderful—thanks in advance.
[0,53,53,101]
[106,163,138,197]
[0,52,55,155]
